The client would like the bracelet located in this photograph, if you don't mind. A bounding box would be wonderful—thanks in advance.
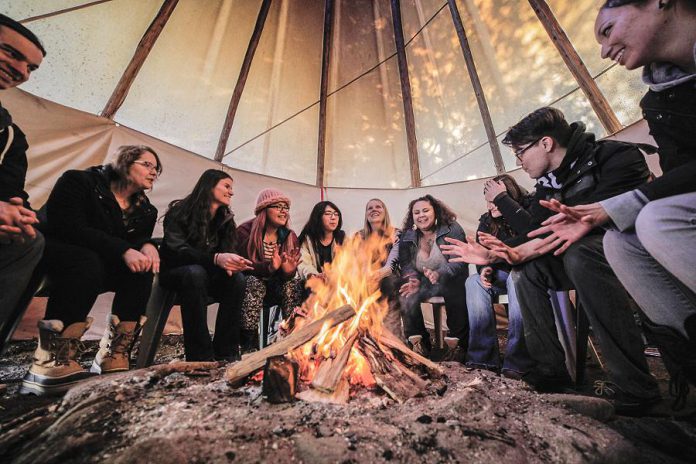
[214,253,219,266]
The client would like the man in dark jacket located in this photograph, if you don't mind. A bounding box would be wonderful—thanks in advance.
[444,107,660,414]
[506,107,660,413]
[0,15,46,348]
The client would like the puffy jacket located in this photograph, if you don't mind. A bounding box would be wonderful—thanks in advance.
[43,165,157,262]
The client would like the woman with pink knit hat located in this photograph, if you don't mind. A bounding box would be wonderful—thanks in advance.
[236,188,302,350]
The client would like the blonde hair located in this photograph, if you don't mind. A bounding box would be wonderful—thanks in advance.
[360,198,395,239]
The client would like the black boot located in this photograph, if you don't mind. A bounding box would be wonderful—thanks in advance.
[642,316,696,410]
[240,329,259,353]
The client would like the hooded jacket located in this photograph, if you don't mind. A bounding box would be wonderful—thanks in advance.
[510,123,650,245]
[0,103,30,206]
[43,165,157,262]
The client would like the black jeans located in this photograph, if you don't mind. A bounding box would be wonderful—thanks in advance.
[43,239,153,325]
[399,273,469,348]
[514,234,659,398]
[160,265,246,361]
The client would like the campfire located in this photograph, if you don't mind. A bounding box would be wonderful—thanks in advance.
[225,234,444,404]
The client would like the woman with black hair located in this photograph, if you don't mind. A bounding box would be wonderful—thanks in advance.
[297,201,345,283]
[22,145,162,395]
[159,169,252,362]
[398,195,468,357]
[466,175,534,378]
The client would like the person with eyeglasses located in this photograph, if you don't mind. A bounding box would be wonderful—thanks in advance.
[236,188,302,350]
[442,107,662,414]
[21,145,162,395]
[297,201,345,285]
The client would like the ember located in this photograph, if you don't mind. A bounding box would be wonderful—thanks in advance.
[225,234,444,403]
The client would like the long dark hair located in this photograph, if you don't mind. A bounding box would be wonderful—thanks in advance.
[298,201,345,267]
[486,174,529,238]
[165,169,236,251]
[402,195,457,232]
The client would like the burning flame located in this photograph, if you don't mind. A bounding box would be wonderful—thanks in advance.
[287,233,393,388]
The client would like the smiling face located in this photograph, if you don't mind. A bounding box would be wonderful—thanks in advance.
[211,177,233,208]
[0,26,43,90]
[266,202,289,228]
[322,205,340,233]
[127,151,159,190]
[412,200,436,232]
[366,199,386,227]
[595,3,663,70]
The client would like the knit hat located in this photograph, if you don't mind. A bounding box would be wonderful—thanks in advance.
[254,188,291,215]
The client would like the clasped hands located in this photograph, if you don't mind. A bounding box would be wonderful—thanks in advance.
[0,197,39,243]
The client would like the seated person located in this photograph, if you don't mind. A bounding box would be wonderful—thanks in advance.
[532,0,696,407]
[442,107,661,414]
[297,201,345,284]
[0,16,46,350]
[22,145,162,395]
[466,175,534,379]
[398,195,468,357]
[160,169,252,362]
[237,188,302,349]
[357,198,401,338]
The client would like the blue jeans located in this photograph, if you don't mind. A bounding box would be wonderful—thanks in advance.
[604,192,696,337]
[465,270,533,374]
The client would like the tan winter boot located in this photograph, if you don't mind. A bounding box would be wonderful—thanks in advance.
[90,314,147,374]
[20,318,94,396]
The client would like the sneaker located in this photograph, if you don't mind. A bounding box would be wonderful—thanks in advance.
[522,370,573,393]
[592,380,661,416]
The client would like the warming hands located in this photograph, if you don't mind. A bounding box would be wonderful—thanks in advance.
[216,253,253,275]
[440,236,496,265]
[399,276,420,298]
[280,247,302,274]
[527,199,609,255]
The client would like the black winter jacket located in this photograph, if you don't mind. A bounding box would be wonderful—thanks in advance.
[0,103,30,206]
[639,79,696,200]
[43,165,157,262]
[398,221,467,282]
[161,207,237,271]
[508,123,650,246]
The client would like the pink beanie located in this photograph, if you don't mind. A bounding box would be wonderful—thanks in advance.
[254,188,291,215]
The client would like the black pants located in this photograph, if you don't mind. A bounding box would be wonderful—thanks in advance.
[43,239,153,325]
[399,273,469,348]
[514,234,659,398]
[160,264,246,361]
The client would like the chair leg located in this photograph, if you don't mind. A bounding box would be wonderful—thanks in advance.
[0,272,45,355]
[136,288,176,369]
[432,303,444,349]
[576,305,590,385]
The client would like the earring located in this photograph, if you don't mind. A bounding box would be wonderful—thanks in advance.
[658,0,666,9]
[435,218,439,227]
[412,223,417,230]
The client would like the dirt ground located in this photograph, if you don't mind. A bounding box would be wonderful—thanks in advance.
[1,334,695,464]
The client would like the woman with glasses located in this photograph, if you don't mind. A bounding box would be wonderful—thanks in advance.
[159,169,252,362]
[236,188,302,349]
[297,201,345,283]
[22,145,162,395]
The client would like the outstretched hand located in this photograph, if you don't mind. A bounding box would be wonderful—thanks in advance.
[217,253,253,275]
[281,247,302,273]
[399,276,420,298]
[477,232,522,265]
[440,235,494,265]
[527,199,609,255]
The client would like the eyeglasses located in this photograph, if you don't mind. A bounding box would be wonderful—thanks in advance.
[513,137,543,161]
[133,160,160,175]
[323,211,340,218]
[268,204,290,212]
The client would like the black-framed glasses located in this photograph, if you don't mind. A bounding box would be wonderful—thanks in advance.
[323,211,340,218]
[513,137,543,161]
[268,204,290,212]
[132,160,160,176]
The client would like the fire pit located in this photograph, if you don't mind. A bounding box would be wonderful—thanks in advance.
[225,234,444,404]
